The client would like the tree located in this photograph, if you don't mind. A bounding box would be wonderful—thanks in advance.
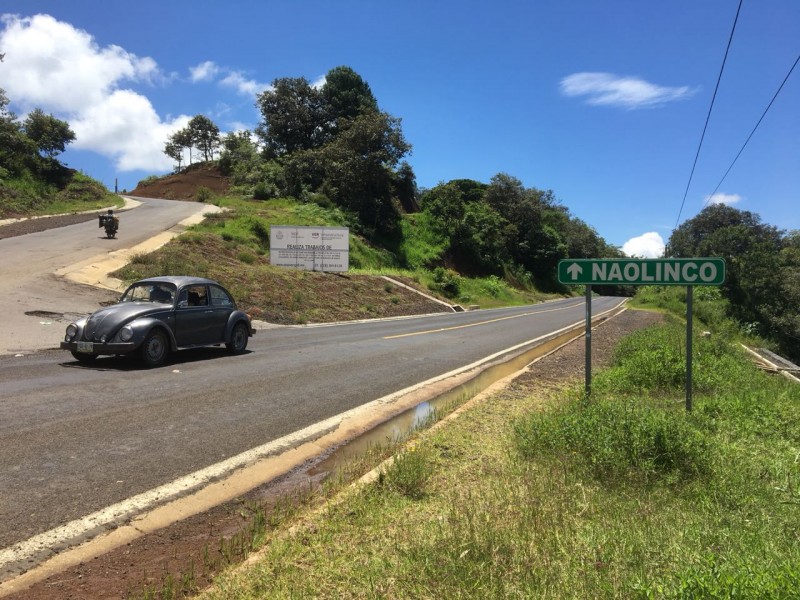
[667,204,782,258]
[321,65,378,135]
[22,108,75,158]
[393,161,419,213]
[317,111,411,237]
[167,128,194,166]
[451,202,510,275]
[255,77,326,157]
[163,139,184,171]
[187,114,220,161]
[0,88,31,175]
[421,182,468,233]
[667,204,798,360]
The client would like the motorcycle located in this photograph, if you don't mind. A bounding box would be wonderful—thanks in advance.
[99,213,119,239]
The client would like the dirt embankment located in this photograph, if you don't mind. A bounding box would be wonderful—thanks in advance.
[128,163,230,200]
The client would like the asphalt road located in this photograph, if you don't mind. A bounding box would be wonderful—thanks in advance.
[0,297,623,553]
[0,199,624,579]
[0,197,208,355]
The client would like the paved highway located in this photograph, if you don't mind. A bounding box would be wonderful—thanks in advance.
[0,198,624,580]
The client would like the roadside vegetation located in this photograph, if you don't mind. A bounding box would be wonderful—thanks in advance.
[0,88,118,217]
[111,194,554,323]
[122,290,790,598]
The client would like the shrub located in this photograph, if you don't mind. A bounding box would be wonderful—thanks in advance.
[431,267,461,298]
[248,218,269,247]
[196,186,213,203]
[514,396,712,485]
[253,181,278,200]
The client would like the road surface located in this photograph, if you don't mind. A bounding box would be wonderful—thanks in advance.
[0,199,625,583]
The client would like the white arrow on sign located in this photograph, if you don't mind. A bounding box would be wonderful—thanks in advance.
[566,263,583,280]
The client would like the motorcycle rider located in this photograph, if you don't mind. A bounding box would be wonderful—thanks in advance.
[99,208,119,238]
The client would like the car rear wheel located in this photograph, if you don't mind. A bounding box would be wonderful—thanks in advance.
[141,329,169,367]
[71,351,97,363]
[226,322,249,354]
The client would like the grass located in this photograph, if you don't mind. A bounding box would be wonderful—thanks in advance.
[188,310,799,599]
[0,171,120,217]
[111,194,542,322]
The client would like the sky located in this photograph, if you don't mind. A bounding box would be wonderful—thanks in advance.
[1,0,798,257]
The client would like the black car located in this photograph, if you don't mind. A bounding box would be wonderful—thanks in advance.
[61,276,254,367]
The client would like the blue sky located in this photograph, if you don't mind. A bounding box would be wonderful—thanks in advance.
[1,0,798,256]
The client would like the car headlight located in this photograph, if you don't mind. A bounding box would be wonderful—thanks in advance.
[118,326,134,342]
[65,323,78,342]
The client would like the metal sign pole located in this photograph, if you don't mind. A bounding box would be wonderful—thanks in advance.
[686,285,693,411]
[585,284,592,397]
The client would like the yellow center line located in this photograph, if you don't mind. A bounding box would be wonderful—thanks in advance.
[383,302,585,339]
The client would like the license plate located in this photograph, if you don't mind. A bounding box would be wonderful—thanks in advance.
[77,341,94,353]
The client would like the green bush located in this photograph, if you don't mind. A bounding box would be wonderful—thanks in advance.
[431,267,461,298]
[196,186,213,203]
[641,555,800,599]
[253,181,277,200]
[514,396,712,485]
[248,217,269,247]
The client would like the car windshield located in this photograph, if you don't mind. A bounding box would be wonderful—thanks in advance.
[121,282,176,305]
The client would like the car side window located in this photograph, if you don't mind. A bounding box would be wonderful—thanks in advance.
[182,285,208,307]
[209,285,233,307]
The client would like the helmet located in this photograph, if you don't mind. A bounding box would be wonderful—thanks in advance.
[107,209,114,214]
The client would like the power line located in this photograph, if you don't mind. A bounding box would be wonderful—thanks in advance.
[702,53,800,209]
[674,0,743,230]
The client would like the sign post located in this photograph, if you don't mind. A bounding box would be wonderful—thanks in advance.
[558,258,725,409]
[585,284,592,396]
[686,286,693,411]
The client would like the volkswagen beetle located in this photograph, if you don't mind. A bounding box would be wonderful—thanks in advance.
[61,276,254,367]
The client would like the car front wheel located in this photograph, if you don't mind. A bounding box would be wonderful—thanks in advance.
[141,329,169,367]
[226,322,249,354]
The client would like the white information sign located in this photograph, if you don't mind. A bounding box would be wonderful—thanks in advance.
[270,226,349,272]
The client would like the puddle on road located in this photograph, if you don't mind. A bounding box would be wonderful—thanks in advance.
[308,323,595,478]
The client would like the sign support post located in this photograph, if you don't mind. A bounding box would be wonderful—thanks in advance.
[585,285,592,397]
[686,286,693,411]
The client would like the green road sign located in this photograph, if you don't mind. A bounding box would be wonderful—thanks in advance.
[558,258,725,286]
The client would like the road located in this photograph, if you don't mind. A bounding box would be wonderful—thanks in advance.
[0,199,624,581]
[0,197,213,355]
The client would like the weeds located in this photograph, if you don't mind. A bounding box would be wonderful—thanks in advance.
[377,445,434,500]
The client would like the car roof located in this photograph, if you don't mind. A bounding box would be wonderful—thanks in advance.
[134,276,219,287]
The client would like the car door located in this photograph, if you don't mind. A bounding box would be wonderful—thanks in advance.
[206,284,234,341]
[174,284,224,346]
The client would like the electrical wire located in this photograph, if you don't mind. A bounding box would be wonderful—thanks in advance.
[701,53,800,210]
[674,0,743,230]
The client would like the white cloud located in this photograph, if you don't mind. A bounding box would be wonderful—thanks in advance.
[311,75,327,90]
[560,72,696,109]
[0,14,158,113]
[188,58,270,96]
[622,232,665,258]
[705,192,741,205]
[190,60,220,83]
[219,71,271,97]
[71,90,190,171]
[0,13,184,173]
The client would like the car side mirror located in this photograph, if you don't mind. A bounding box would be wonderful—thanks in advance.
[178,300,189,308]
